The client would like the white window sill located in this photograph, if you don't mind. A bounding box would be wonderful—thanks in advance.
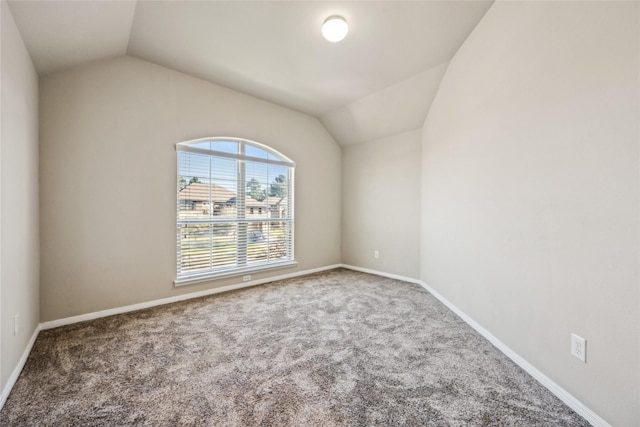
[174,261,298,287]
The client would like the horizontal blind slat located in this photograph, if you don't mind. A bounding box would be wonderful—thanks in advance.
[177,139,294,280]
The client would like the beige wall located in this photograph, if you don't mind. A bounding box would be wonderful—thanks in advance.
[342,130,421,279]
[321,63,448,147]
[421,1,639,425]
[5,3,637,423]
[0,1,40,389]
[39,56,341,321]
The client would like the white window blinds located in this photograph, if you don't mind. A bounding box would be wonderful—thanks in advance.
[176,138,295,285]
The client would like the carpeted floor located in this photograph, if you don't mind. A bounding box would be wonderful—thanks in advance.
[1,268,589,426]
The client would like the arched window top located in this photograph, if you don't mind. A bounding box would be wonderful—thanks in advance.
[176,137,295,167]
[175,136,296,285]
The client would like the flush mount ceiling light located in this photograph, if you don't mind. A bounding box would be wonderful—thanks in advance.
[322,15,349,42]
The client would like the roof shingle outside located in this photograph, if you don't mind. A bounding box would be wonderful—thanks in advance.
[179,182,288,208]
[178,182,235,203]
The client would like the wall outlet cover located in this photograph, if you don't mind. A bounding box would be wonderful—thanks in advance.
[571,333,586,363]
[14,314,20,336]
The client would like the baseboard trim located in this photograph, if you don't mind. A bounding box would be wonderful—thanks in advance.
[6,264,609,426]
[41,264,342,330]
[419,280,611,427]
[419,281,611,427]
[0,324,41,410]
[418,280,609,427]
[340,264,609,427]
[339,264,421,285]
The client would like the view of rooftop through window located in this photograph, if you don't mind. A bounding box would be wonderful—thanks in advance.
[176,138,295,282]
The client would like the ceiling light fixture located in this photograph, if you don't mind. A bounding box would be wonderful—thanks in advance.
[322,15,348,43]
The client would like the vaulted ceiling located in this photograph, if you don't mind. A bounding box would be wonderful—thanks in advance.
[7,1,493,146]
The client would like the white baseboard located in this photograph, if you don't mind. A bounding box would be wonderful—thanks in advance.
[339,264,421,285]
[2,264,339,411]
[339,264,608,427]
[416,280,609,427]
[41,264,342,330]
[4,264,609,426]
[0,324,41,410]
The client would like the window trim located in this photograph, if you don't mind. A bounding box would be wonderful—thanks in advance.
[175,137,296,286]
[174,260,298,286]
[178,144,294,168]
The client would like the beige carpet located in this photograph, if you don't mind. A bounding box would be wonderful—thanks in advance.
[1,268,588,426]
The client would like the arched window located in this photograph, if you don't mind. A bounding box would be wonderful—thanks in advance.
[176,137,295,285]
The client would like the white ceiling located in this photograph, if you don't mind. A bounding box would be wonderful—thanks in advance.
[321,61,449,146]
[7,0,136,75]
[7,0,493,146]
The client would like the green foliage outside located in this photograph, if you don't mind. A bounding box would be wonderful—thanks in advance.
[179,226,288,272]
[269,175,287,198]
[246,178,266,201]
[179,173,290,273]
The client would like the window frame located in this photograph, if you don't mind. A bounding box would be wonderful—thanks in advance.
[175,137,296,286]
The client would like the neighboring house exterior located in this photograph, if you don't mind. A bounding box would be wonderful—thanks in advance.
[179,182,288,220]
[246,196,288,219]
[178,182,236,215]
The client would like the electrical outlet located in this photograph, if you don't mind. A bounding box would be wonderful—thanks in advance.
[14,314,19,336]
[374,250,379,259]
[243,275,251,282]
[571,333,586,363]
